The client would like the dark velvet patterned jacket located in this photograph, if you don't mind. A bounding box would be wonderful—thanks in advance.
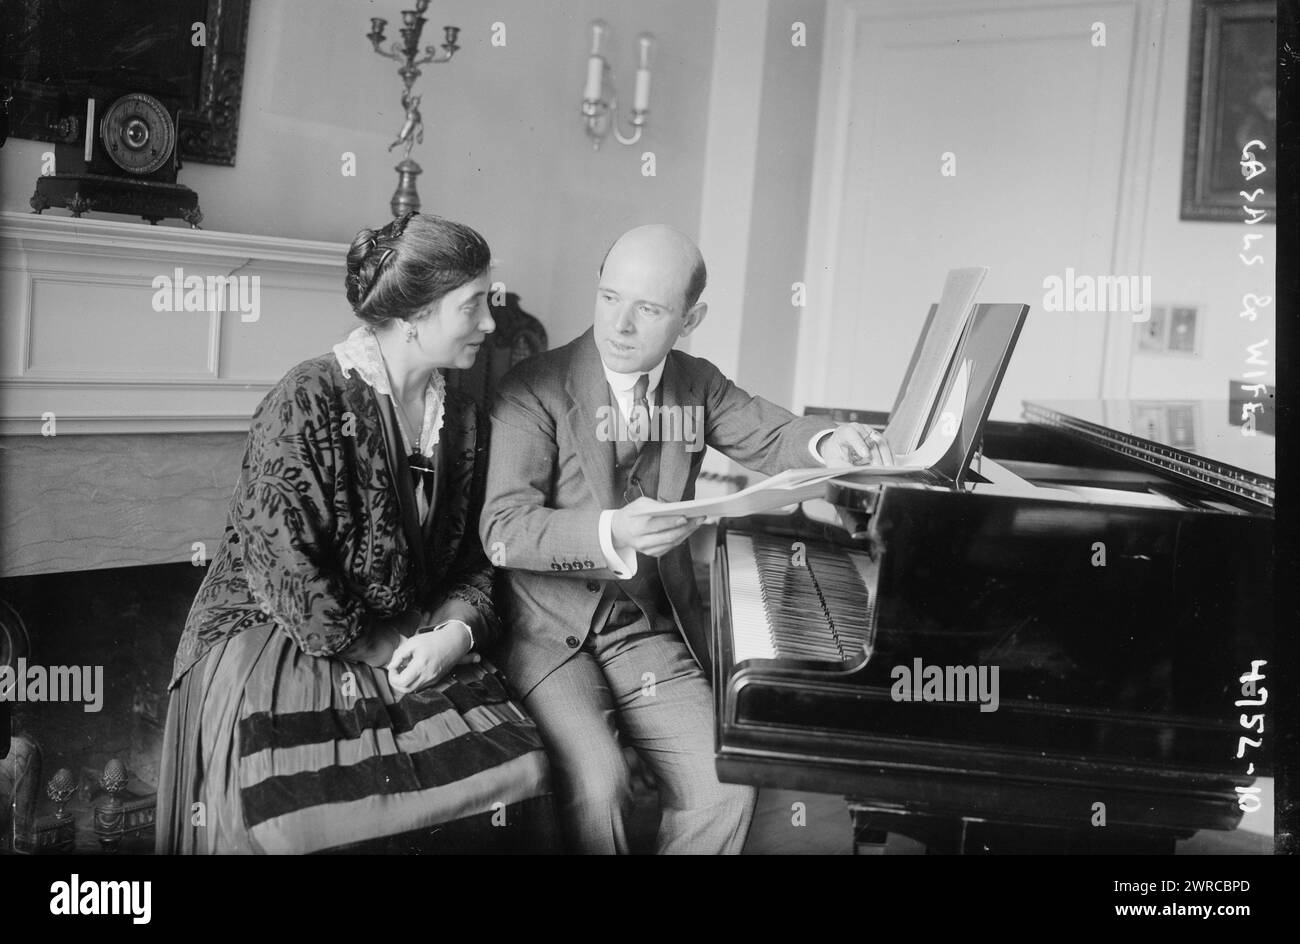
[169,355,498,688]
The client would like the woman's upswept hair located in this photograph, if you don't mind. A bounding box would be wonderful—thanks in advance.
[344,212,491,326]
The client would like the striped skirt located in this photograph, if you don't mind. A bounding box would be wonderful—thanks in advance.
[156,624,557,854]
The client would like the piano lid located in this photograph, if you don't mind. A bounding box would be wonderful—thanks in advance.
[1023,399,1275,507]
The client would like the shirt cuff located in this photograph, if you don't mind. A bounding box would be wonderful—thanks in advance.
[433,619,474,653]
[598,509,638,579]
[809,428,837,465]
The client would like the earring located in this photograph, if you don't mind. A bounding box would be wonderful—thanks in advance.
[404,320,417,342]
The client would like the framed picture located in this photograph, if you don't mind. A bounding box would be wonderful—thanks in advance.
[1180,0,1276,222]
[0,0,250,166]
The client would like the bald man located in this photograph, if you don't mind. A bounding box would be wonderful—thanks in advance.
[481,225,888,854]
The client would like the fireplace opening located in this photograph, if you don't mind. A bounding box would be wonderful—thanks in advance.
[1,562,205,853]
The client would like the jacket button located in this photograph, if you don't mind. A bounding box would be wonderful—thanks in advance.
[565,635,580,648]
[586,581,599,592]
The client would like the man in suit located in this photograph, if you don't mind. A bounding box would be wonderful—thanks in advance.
[481,224,889,854]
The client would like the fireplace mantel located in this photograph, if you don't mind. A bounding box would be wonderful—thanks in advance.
[0,210,354,435]
[0,212,359,577]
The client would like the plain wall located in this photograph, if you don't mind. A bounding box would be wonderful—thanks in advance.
[734,0,825,405]
[0,0,719,350]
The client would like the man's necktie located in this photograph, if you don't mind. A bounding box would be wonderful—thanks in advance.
[630,373,650,445]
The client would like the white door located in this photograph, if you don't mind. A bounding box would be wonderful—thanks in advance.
[797,0,1151,420]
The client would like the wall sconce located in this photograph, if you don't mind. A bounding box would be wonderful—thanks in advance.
[581,20,654,150]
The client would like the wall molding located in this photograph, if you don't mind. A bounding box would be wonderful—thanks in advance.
[1099,0,1168,398]
[792,0,858,413]
[0,211,347,268]
[692,0,770,381]
[18,271,224,381]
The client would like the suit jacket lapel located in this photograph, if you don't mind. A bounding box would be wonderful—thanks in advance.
[655,351,695,503]
[565,330,619,511]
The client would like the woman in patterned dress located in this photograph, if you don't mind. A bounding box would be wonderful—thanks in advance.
[156,212,556,853]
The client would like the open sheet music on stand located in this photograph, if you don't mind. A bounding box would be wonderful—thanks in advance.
[627,361,971,520]
[884,266,987,455]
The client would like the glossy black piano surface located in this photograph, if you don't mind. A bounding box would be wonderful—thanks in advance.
[711,399,1273,853]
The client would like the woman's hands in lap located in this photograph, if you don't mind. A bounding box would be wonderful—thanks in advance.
[386,621,478,695]
[340,625,403,669]
[340,609,424,668]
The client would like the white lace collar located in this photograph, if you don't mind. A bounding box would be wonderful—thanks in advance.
[333,325,445,457]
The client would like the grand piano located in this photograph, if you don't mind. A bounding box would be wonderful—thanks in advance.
[711,299,1274,854]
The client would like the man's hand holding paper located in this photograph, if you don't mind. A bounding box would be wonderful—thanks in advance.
[611,496,705,558]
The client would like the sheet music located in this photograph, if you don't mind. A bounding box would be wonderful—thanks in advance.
[890,359,969,470]
[884,266,987,455]
[628,362,969,520]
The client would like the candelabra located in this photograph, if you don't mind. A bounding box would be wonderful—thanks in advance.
[366,0,461,216]
[581,21,655,150]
